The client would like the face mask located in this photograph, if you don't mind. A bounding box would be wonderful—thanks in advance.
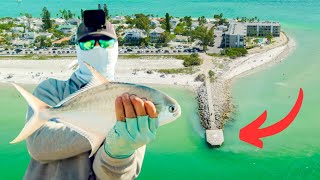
[74,41,118,83]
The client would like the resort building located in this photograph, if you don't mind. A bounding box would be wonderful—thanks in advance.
[224,23,247,48]
[246,21,280,37]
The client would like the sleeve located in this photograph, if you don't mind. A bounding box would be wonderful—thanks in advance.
[25,78,92,162]
[92,145,146,180]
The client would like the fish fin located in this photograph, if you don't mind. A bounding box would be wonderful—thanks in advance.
[54,62,109,108]
[83,61,109,85]
[10,83,51,143]
[68,59,79,70]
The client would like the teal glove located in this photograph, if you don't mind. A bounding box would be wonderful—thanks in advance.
[104,115,158,159]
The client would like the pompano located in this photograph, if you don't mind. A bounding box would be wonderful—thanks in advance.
[11,62,181,157]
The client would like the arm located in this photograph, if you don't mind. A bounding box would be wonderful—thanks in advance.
[93,94,158,179]
[93,145,146,180]
[26,78,91,162]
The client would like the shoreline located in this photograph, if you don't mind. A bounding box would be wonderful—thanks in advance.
[208,32,296,129]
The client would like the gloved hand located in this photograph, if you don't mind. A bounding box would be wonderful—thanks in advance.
[104,94,158,159]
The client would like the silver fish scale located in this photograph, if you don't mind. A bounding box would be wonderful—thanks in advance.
[50,82,164,115]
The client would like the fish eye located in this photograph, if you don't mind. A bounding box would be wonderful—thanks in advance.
[168,105,175,113]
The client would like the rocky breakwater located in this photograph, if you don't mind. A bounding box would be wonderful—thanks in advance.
[196,83,211,129]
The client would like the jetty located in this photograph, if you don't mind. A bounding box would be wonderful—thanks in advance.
[199,53,224,146]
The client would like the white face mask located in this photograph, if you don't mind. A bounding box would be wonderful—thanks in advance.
[75,41,118,83]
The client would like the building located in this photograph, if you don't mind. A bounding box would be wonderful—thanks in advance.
[224,23,246,48]
[149,27,165,42]
[150,19,160,27]
[57,24,77,34]
[173,35,189,42]
[170,18,180,29]
[30,18,43,31]
[66,18,81,26]
[11,26,24,33]
[24,31,36,40]
[54,18,66,25]
[123,28,147,42]
[246,21,281,37]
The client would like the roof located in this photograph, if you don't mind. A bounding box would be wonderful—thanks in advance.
[150,27,165,34]
[124,28,146,33]
[225,23,247,36]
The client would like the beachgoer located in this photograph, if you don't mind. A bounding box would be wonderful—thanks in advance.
[23,13,158,180]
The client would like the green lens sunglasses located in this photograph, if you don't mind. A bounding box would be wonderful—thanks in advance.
[77,36,116,51]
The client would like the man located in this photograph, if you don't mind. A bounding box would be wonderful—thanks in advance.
[23,17,158,179]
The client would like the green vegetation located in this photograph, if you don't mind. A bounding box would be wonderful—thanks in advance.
[195,73,206,82]
[221,48,248,59]
[103,4,109,18]
[266,32,273,43]
[165,13,171,32]
[133,14,151,32]
[191,26,214,50]
[237,16,260,23]
[41,7,52,30]
[48,25,65,39]
[174,53,203,67]
[208,70,215,78]
[35,35,52,48]
[207,53,225,57]
[213,13,227,25]
[208,70,215,82]
[157,67,197,75]
[198,16,207,26]
[58,9,75,20]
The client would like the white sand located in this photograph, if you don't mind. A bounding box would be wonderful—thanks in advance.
[0,58,201,91]
[222,37,296,81]
[0,33,294,95]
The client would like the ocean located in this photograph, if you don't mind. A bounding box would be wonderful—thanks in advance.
[0,0,320,179]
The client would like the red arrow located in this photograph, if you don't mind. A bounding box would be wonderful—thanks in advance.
[239,88,304,148]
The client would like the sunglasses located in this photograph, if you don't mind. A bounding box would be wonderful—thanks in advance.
[77,36,116,51]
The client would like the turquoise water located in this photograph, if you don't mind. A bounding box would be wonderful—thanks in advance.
[1,0,320,179]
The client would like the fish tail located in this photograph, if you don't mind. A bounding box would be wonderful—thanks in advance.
[10,83,50,144]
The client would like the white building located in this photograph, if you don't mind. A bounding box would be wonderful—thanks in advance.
[30,18,43,31]
[123,28,147,41]
[66,18,81,26]
[11,27,24,33]
[58,24,77,34]
[170,18,180,29]
[150,19,160,27]
[54,18,66,25]
[224,23,247,48]
[149,27,165,42]
[24,31,36,40]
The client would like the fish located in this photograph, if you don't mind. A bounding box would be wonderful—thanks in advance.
[11,62,181,157]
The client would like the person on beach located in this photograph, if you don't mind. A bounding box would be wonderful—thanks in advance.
[23,10,158,180]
